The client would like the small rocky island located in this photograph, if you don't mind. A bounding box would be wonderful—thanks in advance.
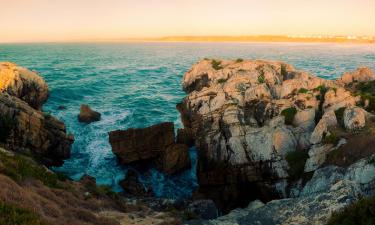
[2,59,375,225]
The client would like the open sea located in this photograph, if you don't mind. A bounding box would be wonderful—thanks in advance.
[1,42,375,199]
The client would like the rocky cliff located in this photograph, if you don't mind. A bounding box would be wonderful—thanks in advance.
[0,62,73,166]
[178,59,375,213]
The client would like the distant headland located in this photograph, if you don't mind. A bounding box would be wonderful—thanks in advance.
[122,35,375,44]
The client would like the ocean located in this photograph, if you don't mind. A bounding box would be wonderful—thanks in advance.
[1,42,375,199]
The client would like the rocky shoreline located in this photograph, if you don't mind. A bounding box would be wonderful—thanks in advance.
[2,59,375,225]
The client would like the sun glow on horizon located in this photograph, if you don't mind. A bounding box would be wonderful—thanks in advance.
[1,0,375,43]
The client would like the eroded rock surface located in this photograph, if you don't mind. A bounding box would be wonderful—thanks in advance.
[178,59,375,212]
[109,122,191,175]
[0,62,49,110]
[0,62,73,166]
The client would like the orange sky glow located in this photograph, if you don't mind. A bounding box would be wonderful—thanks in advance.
[0,0,374,43]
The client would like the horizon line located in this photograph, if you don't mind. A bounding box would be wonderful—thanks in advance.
[1,35,375,44]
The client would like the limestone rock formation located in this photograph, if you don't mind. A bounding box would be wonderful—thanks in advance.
[0,62,73,166]
[78,104,101,123]
[178,58,375,212]
[0,62,49,110]
[109,122,191,175]
[204,155,375,225]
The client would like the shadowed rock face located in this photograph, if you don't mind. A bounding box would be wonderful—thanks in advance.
[178,59,375,212]
[109,122,191,175]
[0,62,73,166]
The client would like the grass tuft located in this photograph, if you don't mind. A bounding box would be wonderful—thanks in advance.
[0,201,48,225]
[327,194,375,225]
[211,60,223,70]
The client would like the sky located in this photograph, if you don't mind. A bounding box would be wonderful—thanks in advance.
[0,0,374,42]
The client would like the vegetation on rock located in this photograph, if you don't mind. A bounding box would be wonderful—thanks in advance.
[211,60,223,70]
[335,107,346,128]
[0,201,48,225]
[0,151,65,189]
[235,58,244,63]
[0,115,15,142]
[281,107,297,125]
[327,194,375,225]
[298,88,309,94]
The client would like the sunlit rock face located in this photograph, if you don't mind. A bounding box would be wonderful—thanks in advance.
[178,59,375,212]
[0,62,73,166]
[0,62,49,110]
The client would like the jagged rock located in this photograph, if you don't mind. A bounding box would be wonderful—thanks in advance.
[310,111,337,145]
[109,122,191,175]
[205,154,375,225]
[0,62,49,110]
[120,169,152,197]
[343,107,367,131]
[187,199,218,220]
[178,59,375,212]
[109,122,175,164]
[154,143,191,175]
[78,104,101,123]
[0,94,73,166]
[339,67,375,85]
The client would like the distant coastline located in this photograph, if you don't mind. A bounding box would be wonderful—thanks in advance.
[2,35,375,44]
[120,35,375,44]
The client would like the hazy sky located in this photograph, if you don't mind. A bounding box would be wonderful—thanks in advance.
[1,0,374,42]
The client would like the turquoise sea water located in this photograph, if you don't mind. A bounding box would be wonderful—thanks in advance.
[1,42,375,199]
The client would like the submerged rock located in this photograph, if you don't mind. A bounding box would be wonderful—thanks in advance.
[109,122,191,175]
[78,104,101,123]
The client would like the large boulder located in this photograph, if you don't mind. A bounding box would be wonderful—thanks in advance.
[343,107,367,132]
[109,122,191,175]
[0,62,49,110]
[78,104,101,123]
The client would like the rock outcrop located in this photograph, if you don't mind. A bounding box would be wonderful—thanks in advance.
[0,62,73,166]
[78,104,101,123]
[109,122,191,175]
[203,154,375,225]
[0,62,49,110]
[178,58,375,212]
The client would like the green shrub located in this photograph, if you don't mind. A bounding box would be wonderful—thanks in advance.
[281,107,297,125]
[327,194,375,225]
[258,73,265,84]
[298,88,309,94]
[211,60,223,70]
[0,151,62,188]
[0,115,15,142]
[323,132,339,145]
[285,150,309,180]
[357,80,375,95]
[235,58,244,63]
[0,201,48,225]
[217,78,227,84]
